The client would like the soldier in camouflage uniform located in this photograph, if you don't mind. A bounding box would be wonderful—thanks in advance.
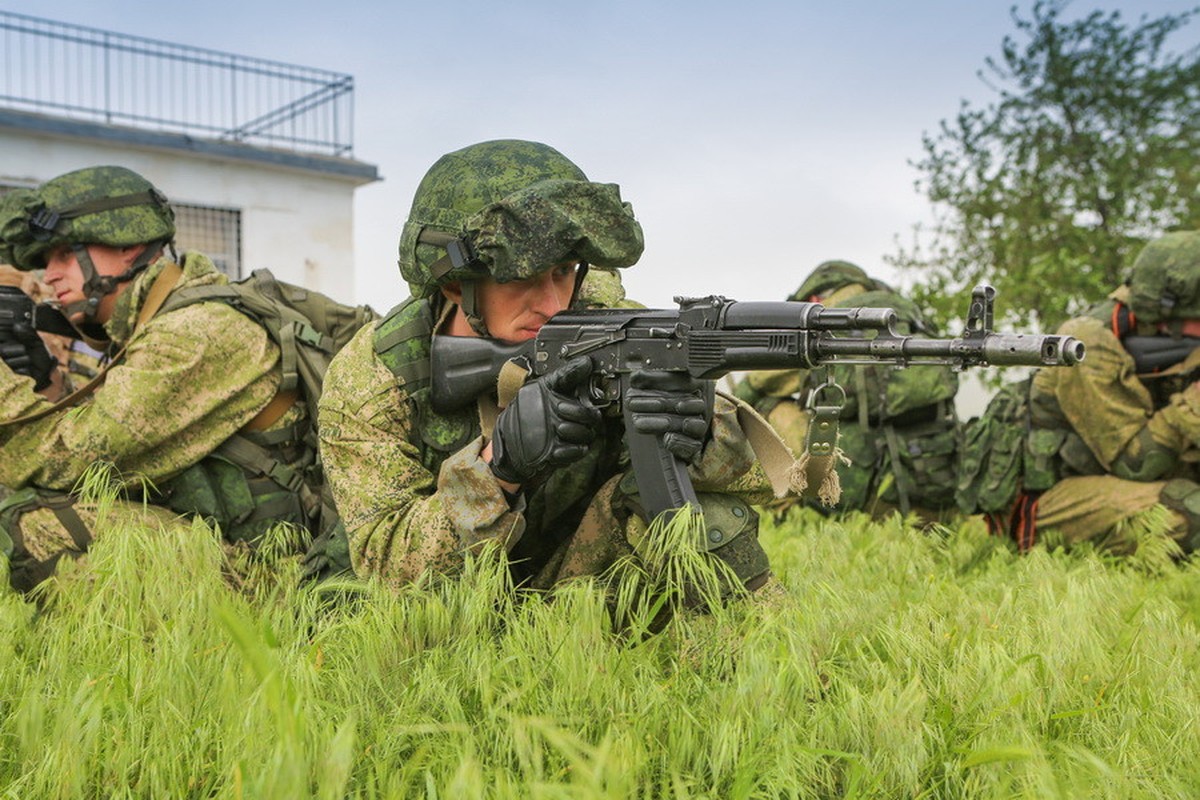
[734,261,960,521]
[318,139,779,594]
[0,166,322,590]
[1001,232,1200,553]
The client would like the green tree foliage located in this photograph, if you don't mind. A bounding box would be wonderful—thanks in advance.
[890,1,1200,332]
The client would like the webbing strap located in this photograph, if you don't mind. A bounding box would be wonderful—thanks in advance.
[242,389,299,433]
[882,422,912,515]
[277,318,299,392]
[496,359,530,410]
[374,316,434,353]
[854,366,870,430]
[216,436,304,492]
[49,499,94,552]
[0,262,184,427]
[725,390,800,499]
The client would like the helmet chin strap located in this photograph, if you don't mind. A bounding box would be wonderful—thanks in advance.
[62,240,171,320]
[459,280,490,336]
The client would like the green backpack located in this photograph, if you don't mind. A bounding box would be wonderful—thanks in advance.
[160,268,378,407]
[955,377,1064,515]
[158,267,378,575]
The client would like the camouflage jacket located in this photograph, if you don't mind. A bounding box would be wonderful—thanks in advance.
[0,253,285,493]
[317,297,771,587]
[1029,310,1200,482]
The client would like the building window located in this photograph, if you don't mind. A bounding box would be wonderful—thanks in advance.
[0,184,242,279]
[173,204,243,279]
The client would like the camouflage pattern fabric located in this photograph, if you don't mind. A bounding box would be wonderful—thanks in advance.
[0,252,290,582]
[1021,312,1200,550]
[0,166,174,271]
[317,310,775,590]
[0,253,280,488]
[1127,231,1200,324]
[399,141,644,299]
[574,267,645,310]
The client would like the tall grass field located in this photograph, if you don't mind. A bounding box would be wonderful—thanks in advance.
[2,492,1199,798]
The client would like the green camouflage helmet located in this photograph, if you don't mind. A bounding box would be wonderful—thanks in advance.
[0,166,175,271]
[1127,231,1200,323]
[788,260,873,302]
[397,140,644,298]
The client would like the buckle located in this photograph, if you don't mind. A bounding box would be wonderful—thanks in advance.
[27,207,61,241]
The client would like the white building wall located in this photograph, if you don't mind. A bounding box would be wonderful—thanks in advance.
[0,126,369,302]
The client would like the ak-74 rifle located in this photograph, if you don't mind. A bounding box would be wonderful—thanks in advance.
[1123,335,1199,376]
[431,284,1085,519]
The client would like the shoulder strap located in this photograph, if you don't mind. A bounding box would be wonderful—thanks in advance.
[0,262,183,427]
[374,297,435,389]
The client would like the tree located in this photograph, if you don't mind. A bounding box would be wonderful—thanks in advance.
[890,1,1200,332]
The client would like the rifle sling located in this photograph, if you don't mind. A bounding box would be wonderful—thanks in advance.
[724,390,808,500]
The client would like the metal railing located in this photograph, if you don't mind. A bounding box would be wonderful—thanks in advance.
[0,10,355,157]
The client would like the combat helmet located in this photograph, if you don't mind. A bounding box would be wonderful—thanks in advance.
[0,166,175,320]
[1127,231,1200,325]
[397,139,644,331]
[789,260,874,303]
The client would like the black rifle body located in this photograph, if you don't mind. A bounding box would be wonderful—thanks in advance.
[432,286,1085,519]
[1124,335,1199,375]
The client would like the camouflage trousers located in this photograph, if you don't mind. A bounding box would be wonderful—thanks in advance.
[1021,475,1198,555]
[525,474,772,595]
[0,486,189,592]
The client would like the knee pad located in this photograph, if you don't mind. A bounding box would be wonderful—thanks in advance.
[693,491,770,587]
[615,471,770,588]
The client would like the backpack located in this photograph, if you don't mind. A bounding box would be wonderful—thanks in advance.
[159,269,378,415]
[955,376,1064,515]
[158,268,377,574]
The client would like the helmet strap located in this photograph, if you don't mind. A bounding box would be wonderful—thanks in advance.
[459,280,490,336]
[62,239,169,320]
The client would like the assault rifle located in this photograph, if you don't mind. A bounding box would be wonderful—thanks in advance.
[0,288,80,341]
[431,284,1084,518]
[0,285,34,339]
[1124,335,1199,375]
[0,285,60,389]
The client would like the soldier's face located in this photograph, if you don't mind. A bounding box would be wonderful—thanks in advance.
[443,261,579,343]
[43,243,145,322]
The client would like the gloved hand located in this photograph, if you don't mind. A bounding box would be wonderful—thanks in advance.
[0,288,54,391]
[626,370,712,464]
[490,356,601,485]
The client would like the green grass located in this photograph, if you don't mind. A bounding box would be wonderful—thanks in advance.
[2,496,1200,798]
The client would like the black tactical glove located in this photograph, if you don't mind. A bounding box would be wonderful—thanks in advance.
[0,287,54,391]
[490,356,602,485]
[626,370,712,464]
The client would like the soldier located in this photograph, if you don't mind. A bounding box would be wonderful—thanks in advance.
[734,261,960,521]
[0,166,329,590]
[317,139,779,595]
[964,231,1200,553]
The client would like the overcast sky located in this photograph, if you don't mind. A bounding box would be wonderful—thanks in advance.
[18,0,1199,312]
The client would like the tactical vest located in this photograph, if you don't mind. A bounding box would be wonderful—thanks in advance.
[371,296,629,581]
[373,296,480,473]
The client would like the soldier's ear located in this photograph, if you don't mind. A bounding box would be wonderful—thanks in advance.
[441,280,463,305]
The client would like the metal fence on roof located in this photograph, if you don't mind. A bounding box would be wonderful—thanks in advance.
[0,10,355,157]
